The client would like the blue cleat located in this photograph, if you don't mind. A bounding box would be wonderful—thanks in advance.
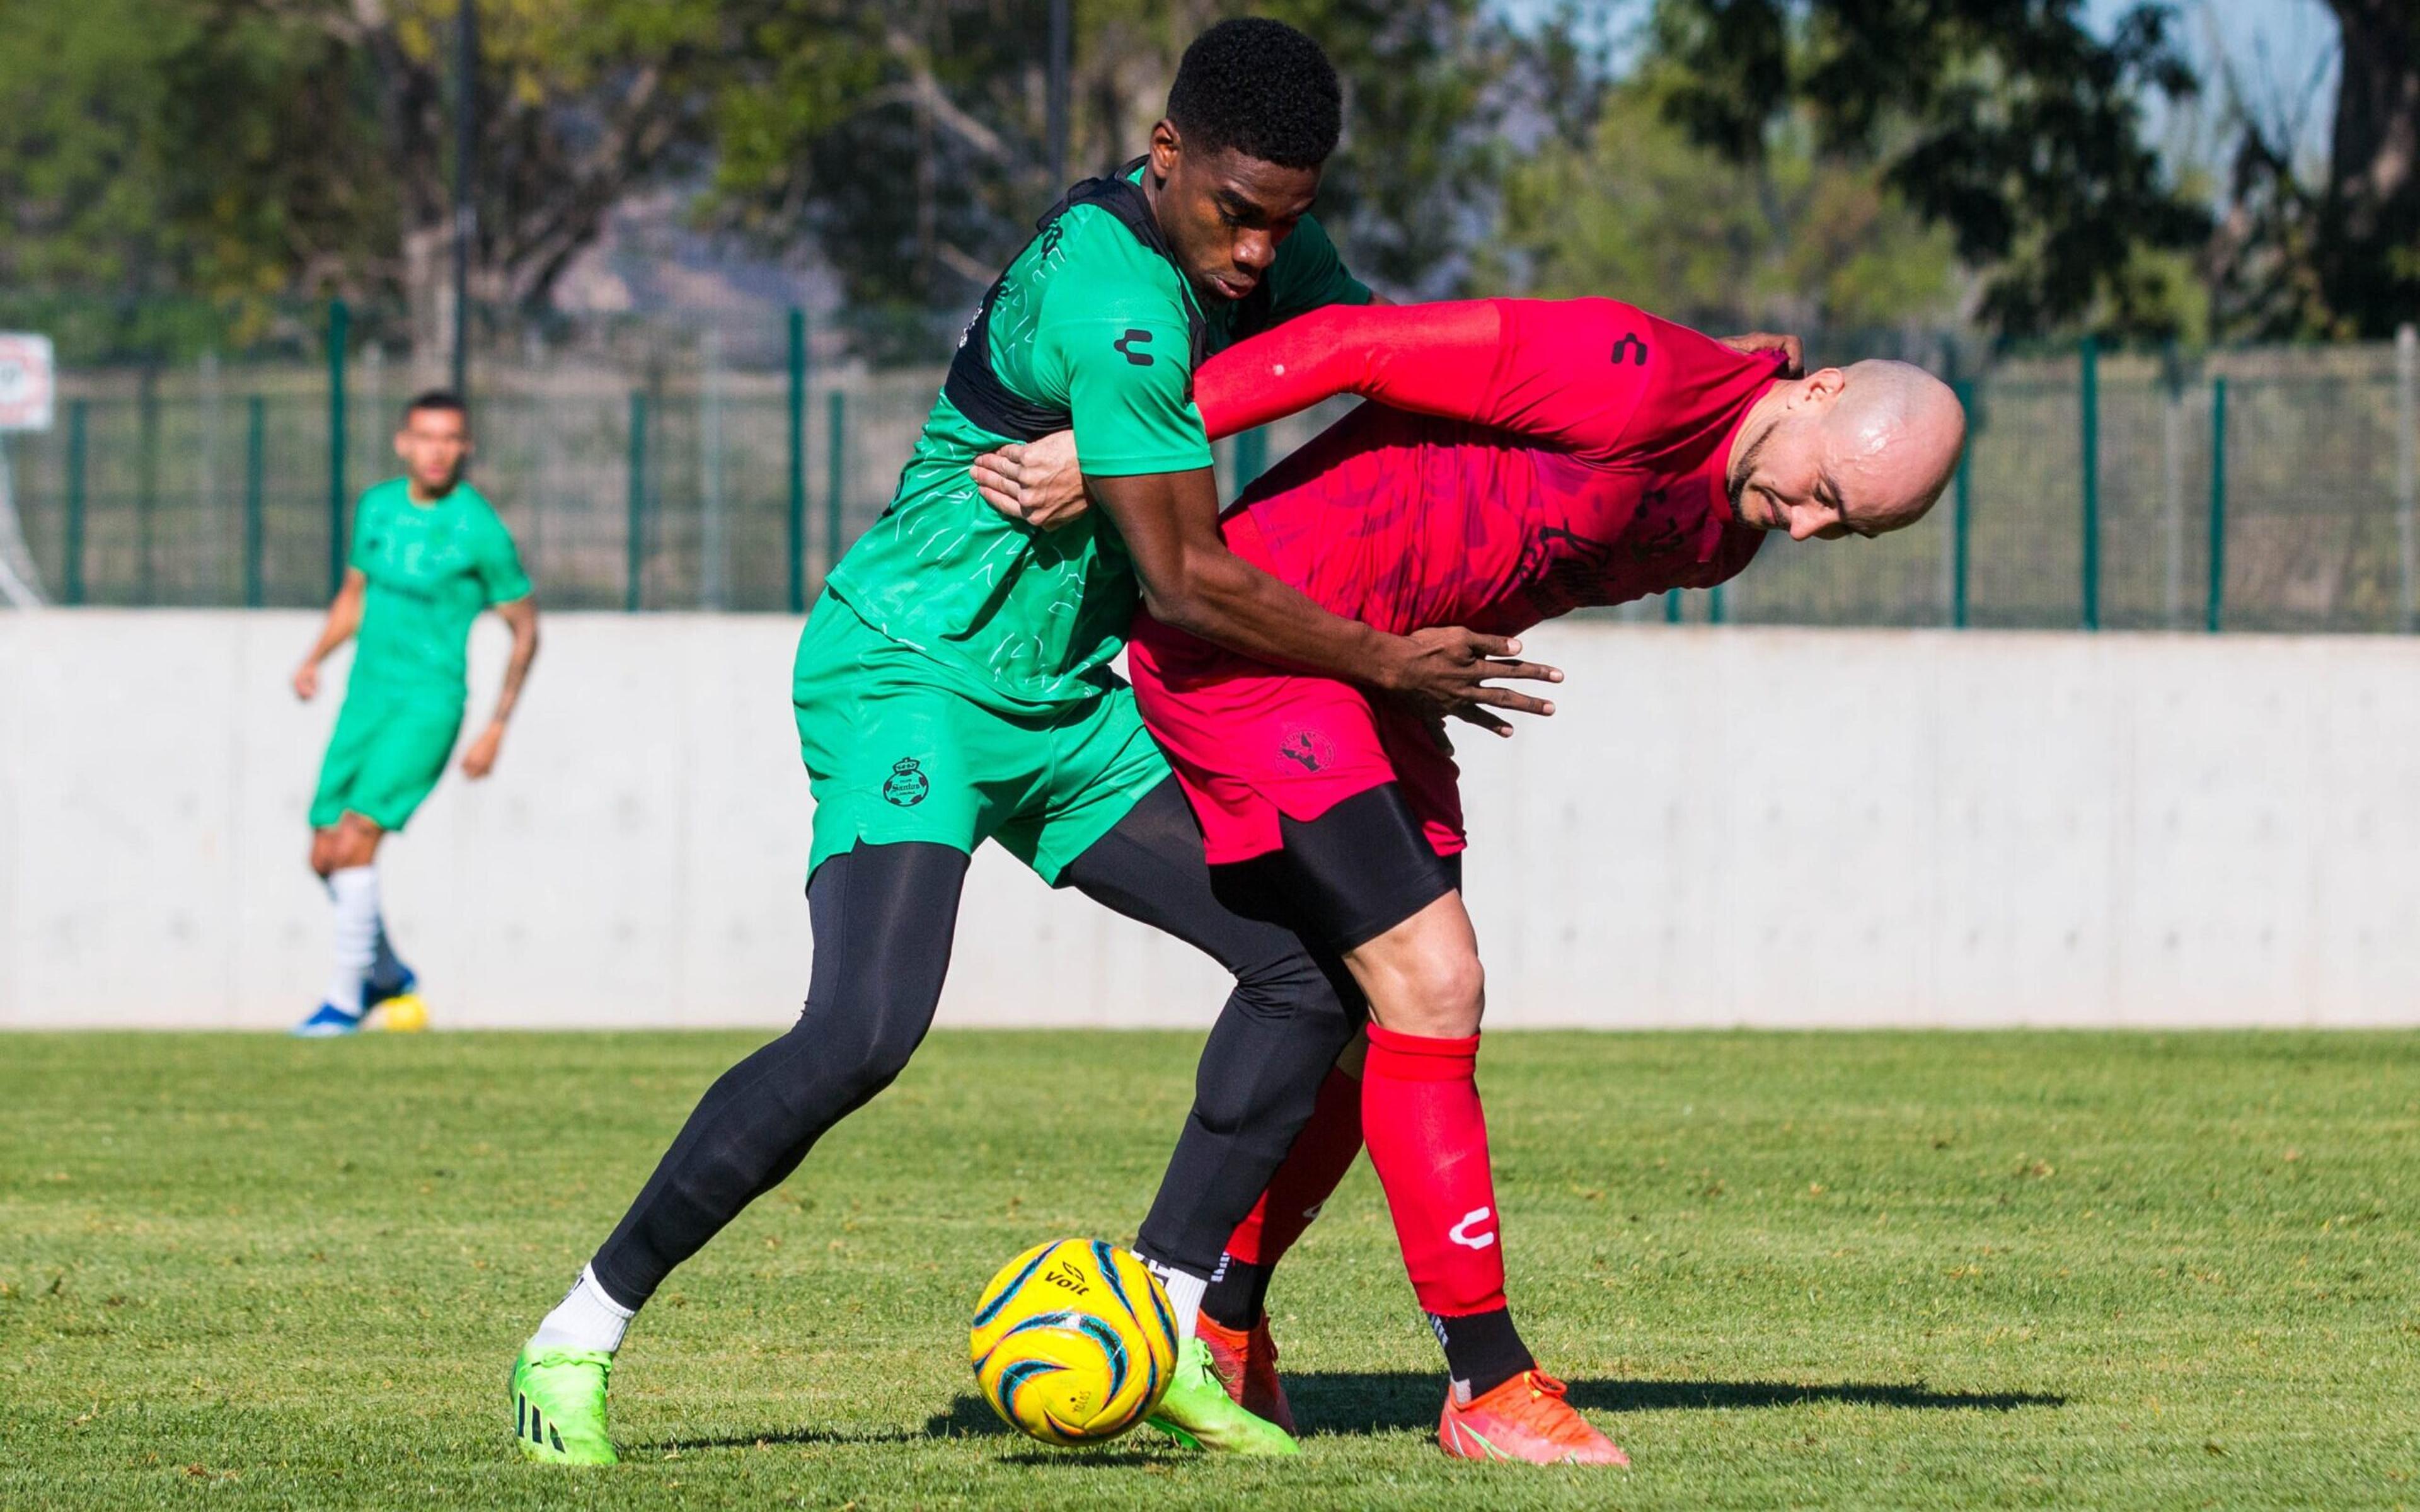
[292,1002,366,1037]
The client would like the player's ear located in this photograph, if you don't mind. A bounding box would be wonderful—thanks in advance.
[1789,367,1848,410]
[1150,118,1180,180]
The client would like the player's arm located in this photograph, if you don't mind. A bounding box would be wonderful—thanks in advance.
[1056,302,1556,726]
[1088,467,1559,729]
[292,569,367,701]
[461,525,539,779]
[1196,301,1802,442]
[976,300,1789,520]
[970,215,1385,527]
[459,595,538,779]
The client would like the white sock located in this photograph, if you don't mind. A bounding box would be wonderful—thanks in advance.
[531,1265,637,1354]
[1144,1259,1208,1341]
[324,866,380,1017]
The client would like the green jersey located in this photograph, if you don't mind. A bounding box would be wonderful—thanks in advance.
[824,166,1369,711]
[345,477,531,704]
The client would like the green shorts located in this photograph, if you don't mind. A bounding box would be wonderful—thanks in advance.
[308,685,464,832]
[794,594,1170,884]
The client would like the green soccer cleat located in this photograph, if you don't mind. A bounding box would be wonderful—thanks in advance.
[509,1345,617,1465]
[1144,1335,1303,1455]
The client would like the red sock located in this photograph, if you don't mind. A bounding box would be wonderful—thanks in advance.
[1226,1065,1365,1266]
[1359,1023,1506,1317]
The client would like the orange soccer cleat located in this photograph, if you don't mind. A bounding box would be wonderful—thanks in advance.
[1437,1369,1630,1466]
[1193,1314,1296,1433]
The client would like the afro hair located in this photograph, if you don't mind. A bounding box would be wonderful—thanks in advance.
[1164,18,1342,169]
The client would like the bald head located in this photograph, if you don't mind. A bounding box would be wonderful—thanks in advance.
[1727,358,1968,542]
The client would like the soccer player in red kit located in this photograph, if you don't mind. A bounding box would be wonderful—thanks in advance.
[976,297,1963,1462]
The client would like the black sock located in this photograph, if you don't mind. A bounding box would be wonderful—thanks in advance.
[1199,1252,1274,1331]
[1430,1307,1533,1399]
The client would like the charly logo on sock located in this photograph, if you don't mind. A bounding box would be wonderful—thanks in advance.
[1448,1206,1497,1250]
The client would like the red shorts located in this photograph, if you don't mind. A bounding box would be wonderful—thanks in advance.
[1126,614,1465,868]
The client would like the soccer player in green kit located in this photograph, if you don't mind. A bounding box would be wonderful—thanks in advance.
[291,391,539,1036]
[508,20,1557,1465]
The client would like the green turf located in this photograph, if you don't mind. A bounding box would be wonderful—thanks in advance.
[3,1030,2415,1509]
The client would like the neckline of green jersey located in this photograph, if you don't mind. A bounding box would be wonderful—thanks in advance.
[1116,158,1206,327]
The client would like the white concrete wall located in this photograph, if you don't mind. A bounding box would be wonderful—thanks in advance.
[1,611,2413,1030]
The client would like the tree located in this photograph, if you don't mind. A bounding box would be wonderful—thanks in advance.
[2211,1,2417,338]
[292,0,727,356]
[0,0,729,359]
[0,0,389,352]
[703,0,1573,358]
[1650,0,2208,340]
[1485,72,1962,335]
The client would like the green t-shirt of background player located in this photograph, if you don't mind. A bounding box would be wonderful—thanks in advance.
[824,175,1368,712]
[345,477,531,705]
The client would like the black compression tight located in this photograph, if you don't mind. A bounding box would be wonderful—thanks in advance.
[586,777,1363,1308]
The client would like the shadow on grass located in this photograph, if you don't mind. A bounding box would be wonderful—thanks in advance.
[632,1425,930,1452]
[637,1395,1169,1457]
[1291,1373,2066,1436]
[640,1377,2064,1454]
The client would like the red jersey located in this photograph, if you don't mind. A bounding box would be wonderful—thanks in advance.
[1190,298,1780,636]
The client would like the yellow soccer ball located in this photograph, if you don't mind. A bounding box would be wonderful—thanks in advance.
[969,1239,1177,1445]
[373,994,429,1033]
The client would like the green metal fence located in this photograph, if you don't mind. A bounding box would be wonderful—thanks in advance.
[5,309,2417,633]
[1656,333,2420,635]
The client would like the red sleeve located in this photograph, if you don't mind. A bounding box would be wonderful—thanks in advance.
[1193,298,1770,460]
[1193,300,1508,440]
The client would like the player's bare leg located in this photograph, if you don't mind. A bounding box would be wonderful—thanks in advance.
[1336,892,1627,1466]
[307,812,383,880]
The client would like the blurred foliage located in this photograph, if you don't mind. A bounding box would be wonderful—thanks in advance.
[0,1,389,321]
[1649,0,2210,342]
[2206,3,2419,340]
[3,1,2409,358]
[704,0,1579,361]
[1483,73,1962,334]
[3,0,1580,365]
[0,0,722,360]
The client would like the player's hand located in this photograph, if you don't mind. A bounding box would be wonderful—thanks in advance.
[971,429,1090,530]
[1380,627,1560,736]
[1719,331,1804,378]
[292,662,320,701]
[459,722,504,779]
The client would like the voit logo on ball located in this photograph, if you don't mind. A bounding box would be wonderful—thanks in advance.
[882,757,930,807]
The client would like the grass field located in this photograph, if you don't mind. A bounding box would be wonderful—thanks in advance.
[3,1030,2416,1509]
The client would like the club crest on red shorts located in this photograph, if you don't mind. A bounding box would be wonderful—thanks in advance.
[1276,728,1334,773]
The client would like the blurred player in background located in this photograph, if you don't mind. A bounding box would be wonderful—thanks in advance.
[505,20,1554,1467]
[977,299,1961,1462]
[289,391,539,1036]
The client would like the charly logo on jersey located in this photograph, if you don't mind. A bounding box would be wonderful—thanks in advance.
[882,757,931,807]
[1610,332,1649,366]
[1113,328,1155,366]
